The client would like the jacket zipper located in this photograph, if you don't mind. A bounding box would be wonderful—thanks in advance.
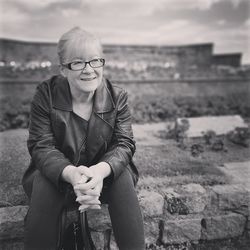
[75,137,87,166]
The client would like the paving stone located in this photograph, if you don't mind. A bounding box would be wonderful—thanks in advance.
[0,205,28,241]
[138,190,164,217]
[162,216,202,244]
[211,184,249,212]
[221,161,250,189]
[201,213,246,240]
[110,233,119,250]
[0,240,24,250]
[133,122,168,145]
[144,218,160,246]
[163,184,209,214]
[91,231,105,250]
[87,205,112,231]
[176,115,247,138]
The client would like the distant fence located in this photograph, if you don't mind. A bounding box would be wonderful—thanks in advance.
[0,77,250,85]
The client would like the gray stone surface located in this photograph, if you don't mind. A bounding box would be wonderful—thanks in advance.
[91,231,106,250]
[110,233,119,250]
[132,122,168,145]
[138,190,164,217]
[211,184,249,212]
[163,184,209,214]
[0,129,29,207]
[176,115,247,138]
[221,161,250,189]
[0,240,24,250]
[88,204,112,231]
[144,218,160,246]
[162,216,202,244]
[201,213,246,240]
[0,205,28,241]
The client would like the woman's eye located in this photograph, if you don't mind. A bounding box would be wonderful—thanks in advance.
[72,61,83,66]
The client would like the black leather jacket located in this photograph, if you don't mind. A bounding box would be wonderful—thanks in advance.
[22,75,138,249]
[23,75,138,196]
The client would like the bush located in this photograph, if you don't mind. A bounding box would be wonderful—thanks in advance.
[1,92,249,131]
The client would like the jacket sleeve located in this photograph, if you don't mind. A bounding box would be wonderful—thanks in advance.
[27,82,72,189]
[99,90,136,180]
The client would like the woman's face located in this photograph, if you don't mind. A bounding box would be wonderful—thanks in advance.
[62,41,104,93]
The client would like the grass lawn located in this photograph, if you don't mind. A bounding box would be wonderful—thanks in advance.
[1,128,250,191]
[134,135,250,190]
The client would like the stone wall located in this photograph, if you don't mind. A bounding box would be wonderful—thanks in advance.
[1,183,249,249]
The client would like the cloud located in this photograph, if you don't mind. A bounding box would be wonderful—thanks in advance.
[0,0,249,62]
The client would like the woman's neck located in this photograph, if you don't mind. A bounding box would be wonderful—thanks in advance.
[71,87,95,104]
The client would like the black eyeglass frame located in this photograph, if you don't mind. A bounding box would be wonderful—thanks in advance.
[62,58,105,71]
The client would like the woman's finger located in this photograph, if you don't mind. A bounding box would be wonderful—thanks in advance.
[76,195,99,202]
[77,166,94,178]
[74,178,99,191]
[79,204,101,213]
[82,188,101,196]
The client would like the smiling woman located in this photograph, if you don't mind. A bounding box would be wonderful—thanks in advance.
[22,27,145,250]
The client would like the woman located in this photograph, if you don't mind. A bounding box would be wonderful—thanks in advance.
[22,27,145,250]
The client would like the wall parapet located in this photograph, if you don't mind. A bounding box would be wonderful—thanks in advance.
[0,183,249,249]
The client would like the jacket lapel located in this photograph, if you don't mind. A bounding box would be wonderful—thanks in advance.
[51,76,116,164]
[86,79,115,163]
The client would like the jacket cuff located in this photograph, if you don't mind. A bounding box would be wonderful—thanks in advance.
[100,150,127,181]
[42,157,72,190]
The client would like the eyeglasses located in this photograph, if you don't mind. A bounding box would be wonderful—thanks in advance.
[63,58,105,71]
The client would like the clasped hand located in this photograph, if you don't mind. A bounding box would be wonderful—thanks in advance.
[62,162,111,213]
[73,165,103,213]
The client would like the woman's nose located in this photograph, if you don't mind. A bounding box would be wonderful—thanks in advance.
[82,63,94,73]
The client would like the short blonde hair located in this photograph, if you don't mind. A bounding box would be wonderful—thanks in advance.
[57,27,103,64]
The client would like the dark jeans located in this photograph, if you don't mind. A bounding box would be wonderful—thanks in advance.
[101,168,145,250]
[24,168,145,250]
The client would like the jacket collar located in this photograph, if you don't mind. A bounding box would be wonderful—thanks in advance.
[52,75,115,113]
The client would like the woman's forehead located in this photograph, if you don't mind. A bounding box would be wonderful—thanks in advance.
[65,38,103,61]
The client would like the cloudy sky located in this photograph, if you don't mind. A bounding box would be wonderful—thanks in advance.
[1,0,249,63]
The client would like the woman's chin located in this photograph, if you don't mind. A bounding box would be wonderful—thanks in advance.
[77,80,99,92]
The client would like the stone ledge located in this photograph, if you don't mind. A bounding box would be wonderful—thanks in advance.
[162,184,209,215]
[0,187,249,248]
[210,184,250,214]
[162,216,202,244]
[0,206,28,241]
[201,213,246,240]
[138,190,164,217]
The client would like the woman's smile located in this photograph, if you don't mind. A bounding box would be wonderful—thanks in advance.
[80,76,97,81]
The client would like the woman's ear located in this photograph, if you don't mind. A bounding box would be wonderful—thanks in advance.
[59,65,67,77]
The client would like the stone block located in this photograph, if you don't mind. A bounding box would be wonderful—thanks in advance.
[0,205,28,241]
[87,204,112,231]
[91,231,105,250]
[138,190,164,217]
[144,218,160,246]
[0,183,27,207]
[176,115,247,138]
[110,233,119,250]
[162,216,202,244]
[163,184,209,214]
[201,213,246,240]
[211,184,249,212]
[222,161,250,189]
[0,240,24,250]
[0,130,29,207]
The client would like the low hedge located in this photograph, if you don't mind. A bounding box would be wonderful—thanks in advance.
[0,93,249,131]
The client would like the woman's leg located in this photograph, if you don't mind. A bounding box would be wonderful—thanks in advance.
[24,172,65,250]
[105,168,145,250]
